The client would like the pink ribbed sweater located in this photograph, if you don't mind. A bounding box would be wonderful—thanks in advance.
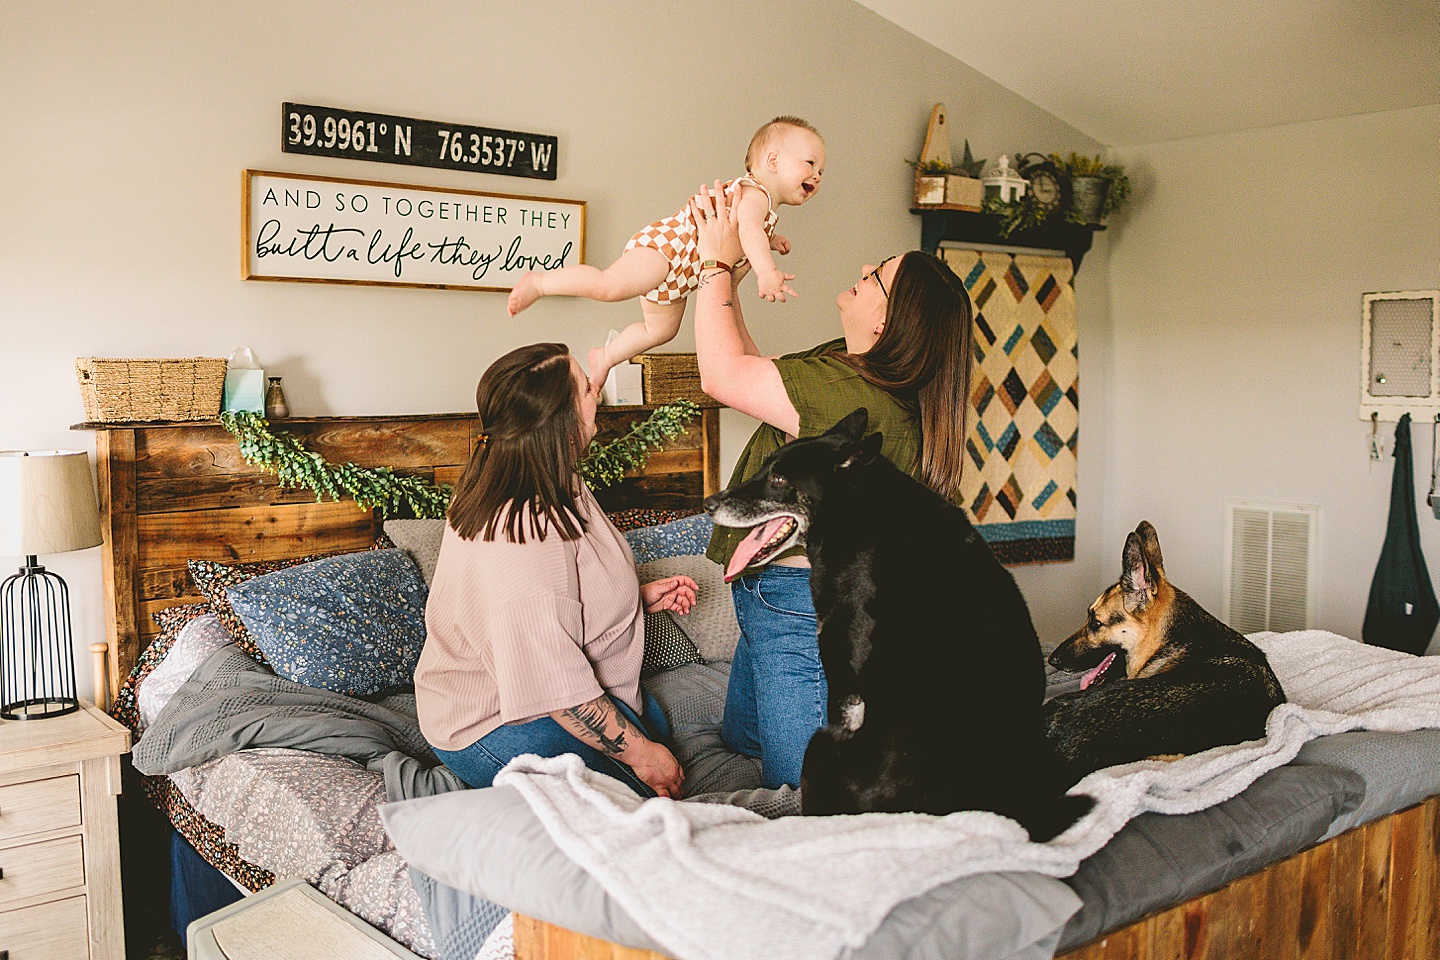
[414,487,644,751]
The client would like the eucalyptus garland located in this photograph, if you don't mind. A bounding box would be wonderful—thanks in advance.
[579,399,700,489]
[220,411,453,519]
[219,399,701,519]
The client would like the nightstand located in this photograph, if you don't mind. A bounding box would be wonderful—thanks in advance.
[0,702,130,960]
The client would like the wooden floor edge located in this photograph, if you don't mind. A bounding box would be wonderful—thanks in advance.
[514,792,1440,960]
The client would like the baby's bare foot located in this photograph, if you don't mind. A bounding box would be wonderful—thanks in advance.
[508,272,544,316]
[587,346,613,394]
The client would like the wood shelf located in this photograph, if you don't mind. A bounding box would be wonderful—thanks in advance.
[911,207,1104,275]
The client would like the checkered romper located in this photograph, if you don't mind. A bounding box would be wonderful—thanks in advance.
[624,176,779,304]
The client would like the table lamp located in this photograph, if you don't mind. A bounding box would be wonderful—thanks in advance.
[0,451,103,720]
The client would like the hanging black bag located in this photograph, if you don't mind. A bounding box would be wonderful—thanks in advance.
[1362,413,1440,653]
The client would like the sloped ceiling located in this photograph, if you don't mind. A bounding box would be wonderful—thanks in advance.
[855,0,1440,146]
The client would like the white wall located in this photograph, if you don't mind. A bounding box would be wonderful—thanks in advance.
[1107,105,1440,641]
[0,0,1109,697]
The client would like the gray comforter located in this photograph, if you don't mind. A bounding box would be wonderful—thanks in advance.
[132,643,465,799]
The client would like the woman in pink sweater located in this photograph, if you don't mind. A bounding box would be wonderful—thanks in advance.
[415,342,695,798]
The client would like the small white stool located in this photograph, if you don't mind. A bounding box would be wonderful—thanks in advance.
[187,878,421,960]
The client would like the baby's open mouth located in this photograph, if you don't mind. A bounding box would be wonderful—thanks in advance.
[801,182,816,197]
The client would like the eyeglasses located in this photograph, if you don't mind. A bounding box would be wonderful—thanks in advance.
[865,256,897,297]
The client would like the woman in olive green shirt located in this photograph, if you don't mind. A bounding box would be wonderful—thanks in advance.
[688,182,977,788]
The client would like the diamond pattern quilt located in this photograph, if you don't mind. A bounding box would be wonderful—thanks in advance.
[942,249,1077,564]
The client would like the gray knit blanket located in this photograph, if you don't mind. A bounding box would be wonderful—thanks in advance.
[131,643,465,800]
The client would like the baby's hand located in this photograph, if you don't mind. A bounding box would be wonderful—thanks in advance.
[770,234,791,255]
[757,269,798,303]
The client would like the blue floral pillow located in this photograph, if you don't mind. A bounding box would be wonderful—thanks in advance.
[225,548,427,697]
[622,513,714,564]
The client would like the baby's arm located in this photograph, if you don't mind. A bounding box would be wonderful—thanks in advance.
[736,188,796,303]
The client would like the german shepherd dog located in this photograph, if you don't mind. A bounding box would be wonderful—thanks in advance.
[1043,521,1286,782]
[705,409,1090,841]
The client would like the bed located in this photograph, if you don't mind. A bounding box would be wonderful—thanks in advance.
[80,407,1440,960]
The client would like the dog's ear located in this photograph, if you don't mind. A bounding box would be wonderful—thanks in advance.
[838,431,884,470]
[1134,521,1164,577]
[826,408,869,443]
[1120,531,1159,608]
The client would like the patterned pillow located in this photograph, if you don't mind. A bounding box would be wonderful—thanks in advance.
[109,602,213,735]
[642,612,702,678]
[187,556,323,663]
[136,614,232,731]
[223,548,427,697]
[622,513,715,564]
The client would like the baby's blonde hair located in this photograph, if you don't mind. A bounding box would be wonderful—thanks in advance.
[745,116,822,173]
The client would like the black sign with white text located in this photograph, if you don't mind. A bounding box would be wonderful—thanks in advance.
[282,103,558,180]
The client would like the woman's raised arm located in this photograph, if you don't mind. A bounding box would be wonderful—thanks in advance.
[690,183,800,436]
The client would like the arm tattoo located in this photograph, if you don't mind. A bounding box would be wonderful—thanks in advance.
[721,298,734,308]
[557,695,635,756]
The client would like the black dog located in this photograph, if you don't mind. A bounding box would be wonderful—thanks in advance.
[705,409,1089,841]
[1043,521,1286,782]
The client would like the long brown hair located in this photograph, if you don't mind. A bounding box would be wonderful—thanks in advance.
[448,342,587,543]
[834,251,973,502]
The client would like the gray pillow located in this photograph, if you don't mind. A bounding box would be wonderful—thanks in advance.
[381,786,1082,960]
[1290,729,1440,839]
[384,518,446,586]
[1055,763,1364,951]
[638,555,740,662]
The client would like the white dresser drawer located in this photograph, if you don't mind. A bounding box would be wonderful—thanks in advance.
[0,835,86,907]
[0,776,82,843]
[0,895,89,960]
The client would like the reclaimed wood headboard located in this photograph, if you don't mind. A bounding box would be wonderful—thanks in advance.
[76,405,720,699]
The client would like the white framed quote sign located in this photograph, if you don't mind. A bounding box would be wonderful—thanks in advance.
[242,170,586,292]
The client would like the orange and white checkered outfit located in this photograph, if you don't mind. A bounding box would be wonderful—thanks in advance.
[624,176,779,304]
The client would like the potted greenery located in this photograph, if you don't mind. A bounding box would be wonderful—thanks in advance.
[908,157,950,206]
[1052,153,1131,225]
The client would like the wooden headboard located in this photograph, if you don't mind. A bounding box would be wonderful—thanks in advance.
[77,406,720,699]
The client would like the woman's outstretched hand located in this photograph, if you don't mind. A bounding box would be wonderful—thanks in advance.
[689,180,747,267]
[641,575,698,615]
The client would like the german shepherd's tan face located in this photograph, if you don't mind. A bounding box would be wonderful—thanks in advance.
[1049,521,1178,687]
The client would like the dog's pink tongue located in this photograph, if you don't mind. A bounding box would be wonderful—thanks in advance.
[725,518,791,582]
[1081,651,1117,690]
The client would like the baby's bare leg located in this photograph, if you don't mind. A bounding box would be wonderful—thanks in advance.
[508,246,669,316]
[589,299,686,392]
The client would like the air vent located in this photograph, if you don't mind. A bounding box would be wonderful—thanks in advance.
[1223,501,1319,634]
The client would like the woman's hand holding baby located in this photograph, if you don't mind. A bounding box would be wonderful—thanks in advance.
[641,575,698,615]
[692,181,796,302]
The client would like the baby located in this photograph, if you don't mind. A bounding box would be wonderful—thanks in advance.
[506,116,825,389]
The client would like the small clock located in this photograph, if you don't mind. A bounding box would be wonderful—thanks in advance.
[1018,154,1070,215]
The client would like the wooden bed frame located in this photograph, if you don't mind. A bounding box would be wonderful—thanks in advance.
[78,407,1440,959]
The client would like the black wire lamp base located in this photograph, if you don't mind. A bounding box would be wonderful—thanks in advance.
[1,556,80,721]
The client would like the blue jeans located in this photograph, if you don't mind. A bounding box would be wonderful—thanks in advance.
[433,688,670,797]
[721,565,827,789]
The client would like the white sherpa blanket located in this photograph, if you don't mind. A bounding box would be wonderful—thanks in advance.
[493,630,1440,960]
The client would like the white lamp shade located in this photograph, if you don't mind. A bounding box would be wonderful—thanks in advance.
[0,451,103,556]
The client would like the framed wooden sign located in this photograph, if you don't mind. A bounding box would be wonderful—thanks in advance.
[242,170,585,292]
[281,103,559,180]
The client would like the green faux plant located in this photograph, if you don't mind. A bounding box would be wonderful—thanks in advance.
[1051,152,1132,220]
[982,193,1049,238]
[906,157,954,176]
[220,400,701,519]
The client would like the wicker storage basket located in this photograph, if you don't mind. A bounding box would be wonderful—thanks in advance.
[631,353,720,407]
[75,357,228,422]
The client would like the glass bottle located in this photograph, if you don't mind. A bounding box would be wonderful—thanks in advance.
[264,377,291,419]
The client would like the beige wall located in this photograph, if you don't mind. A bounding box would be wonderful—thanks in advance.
[1107,105,1440,641]
[1,0,1109,696]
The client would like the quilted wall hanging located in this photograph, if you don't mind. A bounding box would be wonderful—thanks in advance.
[941,248,1077,564]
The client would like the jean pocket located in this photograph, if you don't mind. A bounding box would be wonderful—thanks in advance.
[752,578,817,620]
